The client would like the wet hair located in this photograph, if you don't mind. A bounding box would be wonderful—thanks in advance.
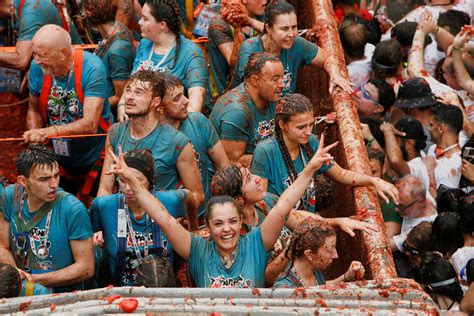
[285,218,336,270]
[344,14,382,46]
[339,19,368,58]
[145,0,182,69]
[360,117,385,148]
[367,77,395,113]
[211,165,243,197]
[263,0,295,32]
[82,0,117,26]
[438,10,470,36]
[367,146,385,165]
[204,195,242,226]
[431,103,463,135]
[16,145,58,178]
[421,257,464,303]
[160,72,184,94]
[406,221,433,254]
[123,149,155,189]
[372,39,403,78]
[136,255,175,287]
[467,259,474,285]
[396,175,426,200]
[385,0,413,24]
[0,263,21,298]
[128,69,166,99]
[243,53,281,81]
[436,188,465,214]
[391,22,431,50]
[432,212,463,257]
[434,58,447,84]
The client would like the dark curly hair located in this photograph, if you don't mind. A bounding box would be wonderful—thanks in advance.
[82,0,117,26]
[17,145,58,178]
[128,69,166,99]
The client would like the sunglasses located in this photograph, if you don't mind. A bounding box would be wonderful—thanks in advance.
[355,85,380,106]
[402,240,419,256]
[396,197,421,213]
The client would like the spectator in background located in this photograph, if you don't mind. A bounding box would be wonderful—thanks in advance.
[451,198,474,283]
[355,77,395,120]
[371,39,406,88]
[339,18,374,87]
[460,258,474,313]
[432,212,463,258]
[437,10,470,36]
[390,175,437,253]
[381,116,430,192]
[436,188,466,214]
[421,257,464,311]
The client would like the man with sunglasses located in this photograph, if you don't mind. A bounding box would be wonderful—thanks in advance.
[0,145,94,293]
[354,77,395,120]
[389,175,437,253]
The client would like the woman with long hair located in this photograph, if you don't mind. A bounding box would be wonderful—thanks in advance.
[274,218,365,287]
[235,0,353,95]
[118,0,208,118]
[251,93,399,213]
[106,137,335,288]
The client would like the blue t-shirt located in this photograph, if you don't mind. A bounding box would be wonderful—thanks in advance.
[178,112,219,217]
[90,190,187,286]
[273,266,326,288]
[2,185,93,293]
[29,51,111,167]
[189,227,269,288]
[108,121,190,190]
[132,35,208,90]
[209,83,275,154]
[235,36,318,95]
[251,135,333,212]
[14,0,82,44]
[95,34,135,98]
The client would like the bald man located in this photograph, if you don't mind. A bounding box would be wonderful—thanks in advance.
[0,0,81,71]
[23,24,111,196]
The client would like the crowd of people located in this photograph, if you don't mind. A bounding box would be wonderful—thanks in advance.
[0,0,472,313]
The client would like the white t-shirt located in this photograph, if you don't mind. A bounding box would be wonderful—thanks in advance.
[393,213,438,251]
[408,157,430,192]
[402,2,473,24]
[451,247,474,282]
[427,144,462,189]
[348,43,375,87]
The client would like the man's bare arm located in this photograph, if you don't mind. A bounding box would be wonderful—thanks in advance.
[0,40,33,70]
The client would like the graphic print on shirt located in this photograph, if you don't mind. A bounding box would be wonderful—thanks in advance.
[255,119,275,143]
[48,85,82,125]
[208,274,253,288]
[283,176,316,210]
[13,227,53,273]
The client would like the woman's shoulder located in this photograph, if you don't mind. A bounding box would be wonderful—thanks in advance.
[255,137,280,152]
[241,35,263,52]
[179,36,205,56]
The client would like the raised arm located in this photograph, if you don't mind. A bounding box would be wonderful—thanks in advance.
[177,143,205,208]
[0,40,33,70]
[97,133,116,196]
[380,122,410,176]
[260,135,337,251]
[108,147,193,259]
[452,27,474,95]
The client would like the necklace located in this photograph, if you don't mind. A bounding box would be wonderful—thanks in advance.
[140,40,176,72]
[221,248,237,268]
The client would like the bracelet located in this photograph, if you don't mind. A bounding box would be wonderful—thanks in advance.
[453,46,463,52]
[434,25,439,35]
[118,103,126,108]
[367,138,375,146]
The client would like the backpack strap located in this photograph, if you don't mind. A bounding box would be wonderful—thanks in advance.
[115,194,127,286]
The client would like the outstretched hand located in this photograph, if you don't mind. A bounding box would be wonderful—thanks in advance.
[329,73,354,94]
[308,133,338,171]
[334,217,378,237]
[373,177,399,205]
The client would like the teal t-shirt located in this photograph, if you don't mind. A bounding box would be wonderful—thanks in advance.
[209,83,275,154]
[273,266,326,288]
[235,36,318,95]
[189,227,270,288]
[132,35,208,90]
[90,190,187,286]
[178,112,219,217]
[207,14,260,97]
[2,185,93,293]
[108,121,190,190]
[251,136,333,212]
[95,34,135,98]
[28,51,111,168]
[14,0,82,44]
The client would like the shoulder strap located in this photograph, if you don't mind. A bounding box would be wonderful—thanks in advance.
[115,194,127,286]
[39,76,53,125]
[17,0,25,18]
[73,49,84,104]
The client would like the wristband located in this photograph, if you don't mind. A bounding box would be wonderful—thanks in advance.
[453,46,463,51]
[434,25,439,35]
[367,138,375,146]
[118,103,126,108]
